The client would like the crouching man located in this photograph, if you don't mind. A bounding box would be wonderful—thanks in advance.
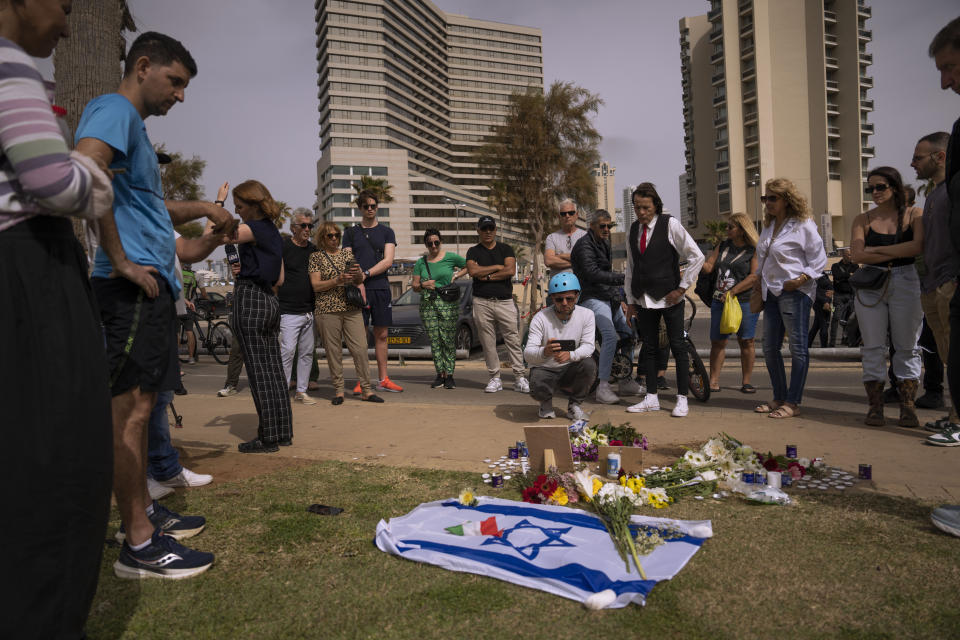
[524,273,597,420]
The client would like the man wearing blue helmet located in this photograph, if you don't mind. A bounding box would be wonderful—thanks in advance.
[523,272,597,419]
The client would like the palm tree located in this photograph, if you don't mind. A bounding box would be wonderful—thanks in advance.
[352,175,394,206]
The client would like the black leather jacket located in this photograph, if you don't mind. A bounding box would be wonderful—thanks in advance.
[570,229,624,302]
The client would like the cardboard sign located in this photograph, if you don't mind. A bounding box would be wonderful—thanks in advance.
[597,445,645,474]
[523,425,575,473]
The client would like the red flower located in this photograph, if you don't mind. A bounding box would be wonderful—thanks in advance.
[610,440,623,446]
[787,461,806,478]
[763,458,781,472]
[51,105,67,117]
[540,478,558,498]
[522,486,541,503]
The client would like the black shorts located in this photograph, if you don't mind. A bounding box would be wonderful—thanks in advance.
[362,288,393,327]
[179,313,194,333]
[92,274,180,396]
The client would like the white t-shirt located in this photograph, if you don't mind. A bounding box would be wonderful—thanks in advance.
[523,305,596,370]
[545,228,587,273]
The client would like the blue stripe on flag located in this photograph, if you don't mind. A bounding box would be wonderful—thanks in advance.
[441,500,707,546]
[396,538,656,597]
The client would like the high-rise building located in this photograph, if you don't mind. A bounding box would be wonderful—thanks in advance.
[680,0,874,246]
[314,0,543,258]
[621,185,635,230]
[592,161,616,216]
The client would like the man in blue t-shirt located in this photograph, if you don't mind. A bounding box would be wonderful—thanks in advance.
[343,190,403,393]
[75,32,234,581]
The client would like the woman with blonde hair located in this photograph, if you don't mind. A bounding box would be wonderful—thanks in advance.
[231,179,292,452]
[752,178,827,418]
[701,212,760,393]
[309,220,384,404]
[849,166,923,427]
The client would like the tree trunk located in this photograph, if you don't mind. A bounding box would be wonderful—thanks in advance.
[53,0,130,249]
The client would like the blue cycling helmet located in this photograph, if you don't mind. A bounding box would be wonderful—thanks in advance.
[548,272,581,295]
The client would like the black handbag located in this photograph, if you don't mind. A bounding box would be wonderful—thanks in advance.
[322,250,365,310]
[849,265,890,290]
[423,258,461,302]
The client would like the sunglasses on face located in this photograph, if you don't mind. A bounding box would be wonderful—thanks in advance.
[326,233,341,239]
[559,211,576,217]
[760,195,780,203]
[864,184,889,194]
[361,203,377,210]
[597,224,613,230]
[425,241,441,247]
[553,294,577,303]
[295,223,314,229]
[479,227,496,232]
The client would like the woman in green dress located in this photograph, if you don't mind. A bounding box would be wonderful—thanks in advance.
[412,229,467,389]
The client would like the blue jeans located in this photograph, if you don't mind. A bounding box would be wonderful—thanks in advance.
[763,290,812,405]
[147,390,182,481]
[580,297,633,380]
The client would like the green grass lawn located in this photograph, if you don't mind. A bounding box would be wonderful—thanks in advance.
[87,461,960,640]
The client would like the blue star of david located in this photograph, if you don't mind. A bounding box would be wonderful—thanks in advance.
[481,518,574,560]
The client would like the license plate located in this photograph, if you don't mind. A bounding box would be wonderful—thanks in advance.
[388,336,411,344]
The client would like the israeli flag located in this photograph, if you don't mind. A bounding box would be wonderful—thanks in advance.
[375,497,712,608]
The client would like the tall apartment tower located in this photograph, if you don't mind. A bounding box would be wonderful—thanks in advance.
[621,185,636,230]
[680,0,874,246]
[314,0,543,258]
[592,161,616,216]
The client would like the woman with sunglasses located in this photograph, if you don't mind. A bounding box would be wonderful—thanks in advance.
[309,221,383,404]
[413,229,467,388]
[701,212,760,394]
[231,180,292,452]
[849,166,924,427]
[752,178,827,418]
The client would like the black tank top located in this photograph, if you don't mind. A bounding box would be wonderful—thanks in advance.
[864,226,915,268]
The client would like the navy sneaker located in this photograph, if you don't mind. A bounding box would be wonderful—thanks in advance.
[114,528,214,580]
[115,500,206,543]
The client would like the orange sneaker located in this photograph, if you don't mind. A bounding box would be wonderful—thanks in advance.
[377,377,403,393]
[352,381,362,395]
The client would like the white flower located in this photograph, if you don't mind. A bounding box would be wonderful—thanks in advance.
[572,467,597,499]
[698,470,718,482]
[703,438,727,460]
[596,433,610,446]
[596,482,632,505]
[798,457,810,467]
[683,451,708,468]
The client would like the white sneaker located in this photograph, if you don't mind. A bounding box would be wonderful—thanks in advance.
[217,385,238,397]
[567,402,589,421]
[514,377,530,393]
[671,395,689,418]
[157,467,213,488]
[484,377,503,393]
[147,477,174,500]
[627,394,660,413]
[595,381,620,404]
[294,392,317,405]
[538,399,556,419]
[619,378,644,396]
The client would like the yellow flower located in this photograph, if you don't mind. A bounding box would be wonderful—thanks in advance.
[458,488,477,506]
[550,487,569,506]
[592,478,603,496]
[626,477,645,493]
[619,476,627,486]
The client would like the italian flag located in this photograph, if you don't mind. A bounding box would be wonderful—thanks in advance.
[445,516,502,537]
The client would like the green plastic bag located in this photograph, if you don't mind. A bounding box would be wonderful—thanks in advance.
[719,291,742,334]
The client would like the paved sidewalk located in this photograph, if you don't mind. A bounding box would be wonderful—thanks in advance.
[171,358,959,502]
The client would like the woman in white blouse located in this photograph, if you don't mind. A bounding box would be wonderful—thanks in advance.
[752,178,827,418]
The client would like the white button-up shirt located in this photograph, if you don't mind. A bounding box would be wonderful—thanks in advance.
[755,217,827,301]
[624,214,705,309]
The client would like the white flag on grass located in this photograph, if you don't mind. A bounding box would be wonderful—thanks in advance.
[375,496,712,608]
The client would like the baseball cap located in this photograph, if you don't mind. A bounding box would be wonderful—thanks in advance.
[477,215,496,230]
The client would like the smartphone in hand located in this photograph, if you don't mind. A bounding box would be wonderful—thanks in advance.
[555,339,576,351]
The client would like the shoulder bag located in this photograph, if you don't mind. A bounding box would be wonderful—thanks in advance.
[423,257,461,302]
[321,250,365,310]
[850,209,903,306]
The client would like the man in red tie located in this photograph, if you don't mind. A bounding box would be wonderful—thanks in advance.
[624,183,704,417]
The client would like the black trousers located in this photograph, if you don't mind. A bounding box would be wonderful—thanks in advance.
[947,286,960,412]
[808,305,831,348]
[1,217,112,640]
[637,301,688,395]
[529,358,597,404]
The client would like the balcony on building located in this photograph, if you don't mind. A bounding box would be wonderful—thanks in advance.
[829,171,842,180]
[743,107,758,124]
[857,2,871,18]
[859,51,873,65]
[717,181,730,191]
[860,121,874,134]
[708,7,722,21]
[712,71,725,85]
[741,39,755,57]
[716,160,729,170]
[713,93,726,105]
[824,9,837,23]
[859,75,874,88]
[825,55,839,69]
[713,115,727,126]
[743,87,757,102]
[860,98,874,111]
[824,32,838,47]
[739,17,753,37]
[710,48,724,63]
[714,137,729,150]
[858,29,872,40]
[826,79,840,93]
[827,100,840,115]
[744,133,759,146]
[828,125,840,138]
[828,147,841,160]
[862,145,875,157]
[741,59,756,79]
[745,157,759,170]
[710,25,723,43]
[738,0,752,14]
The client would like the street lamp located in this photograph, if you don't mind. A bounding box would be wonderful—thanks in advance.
[443,197,467,254]
[750,171,761,233]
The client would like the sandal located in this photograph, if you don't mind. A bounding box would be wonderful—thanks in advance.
[740,384,757,394]
[709,385,721,393]
[754,401,781,413]
[769,405,800,419]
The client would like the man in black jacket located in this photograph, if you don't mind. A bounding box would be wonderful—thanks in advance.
[808,271,833,349]
[571,209,641,404]
[829,248,857,347]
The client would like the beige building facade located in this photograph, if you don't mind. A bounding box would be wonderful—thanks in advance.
[680,0,874,247]
[314,0,543,260]
[592,161,617,217]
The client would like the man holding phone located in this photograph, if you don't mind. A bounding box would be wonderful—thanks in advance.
[524,273,596,420]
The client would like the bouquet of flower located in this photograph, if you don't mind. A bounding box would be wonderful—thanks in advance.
[570,421,647,461]
[520,473,572,506]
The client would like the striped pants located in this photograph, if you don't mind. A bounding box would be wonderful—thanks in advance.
[420,294,459,375]
[232,281,292,443]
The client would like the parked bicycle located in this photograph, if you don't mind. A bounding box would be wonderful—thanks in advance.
[178,308,232,364]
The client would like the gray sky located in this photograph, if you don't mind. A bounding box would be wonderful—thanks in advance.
[51,1,960,226]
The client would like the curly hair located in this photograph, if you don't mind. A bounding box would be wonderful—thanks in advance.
[313,220,342,246]
[763,177,810,227]
[232,179,281,221]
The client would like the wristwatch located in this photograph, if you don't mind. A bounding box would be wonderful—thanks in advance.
[363,269,371,278]
[214,199,225,206]
[485,274,492,281]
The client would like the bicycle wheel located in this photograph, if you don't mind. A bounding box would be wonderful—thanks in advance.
[687,339,710,403]
[209,321,233,365]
